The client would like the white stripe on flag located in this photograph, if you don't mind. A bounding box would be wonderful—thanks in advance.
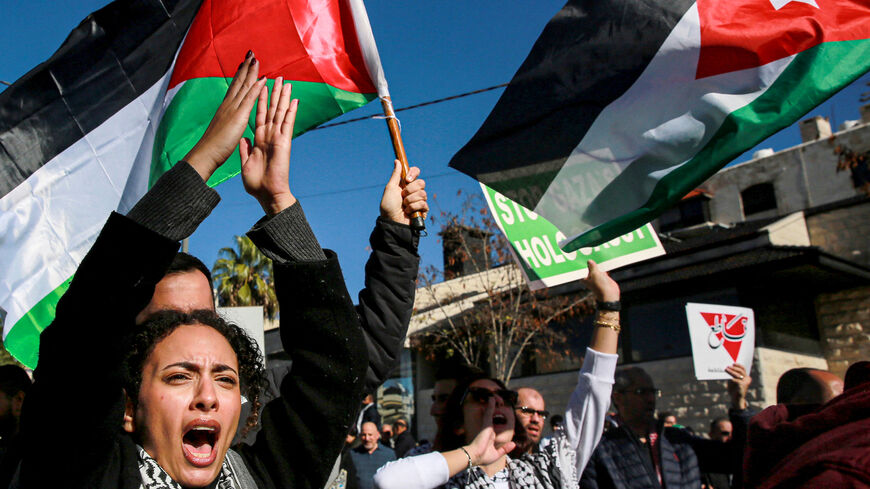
[347,0,389,98]
[530,3,793,246]
[0,71,174,338]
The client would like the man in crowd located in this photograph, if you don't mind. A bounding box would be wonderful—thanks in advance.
[709,417,732,443]
[743,364,867,488]
[380,423,393,448]
[776,367,843,405]
[357,392,382,433]
[581,364,752,489]
[658,412,677,428]
[701,417,735,489]
[539,414,564,451]
[391,417,416,458]
[407,362,482,456]
[515,386,548,453]
[350,421,396,489]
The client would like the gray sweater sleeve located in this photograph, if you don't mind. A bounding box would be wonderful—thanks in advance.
[246,202,326,263]
[126,161,221,241]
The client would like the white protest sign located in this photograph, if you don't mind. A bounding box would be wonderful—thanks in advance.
[685,303,755,380]
[481,184,665,290]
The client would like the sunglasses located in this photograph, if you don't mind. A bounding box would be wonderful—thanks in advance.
[460,386,519,407]
[516,406,550,419]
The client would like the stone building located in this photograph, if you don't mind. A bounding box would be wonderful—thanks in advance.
[406,106,870,440]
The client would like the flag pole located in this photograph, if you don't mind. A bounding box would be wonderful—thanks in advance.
[347,0,424,232]
[380,96,425,231]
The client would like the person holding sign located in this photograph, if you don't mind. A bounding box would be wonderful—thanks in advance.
[580,364,752,489]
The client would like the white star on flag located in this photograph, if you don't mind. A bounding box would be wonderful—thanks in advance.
[770,0,820,10]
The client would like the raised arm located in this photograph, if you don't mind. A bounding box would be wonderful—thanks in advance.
[233,78,368,489]
[357,160,428,390]
[563,260,620,477]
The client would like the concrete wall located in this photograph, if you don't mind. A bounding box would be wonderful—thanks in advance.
[816,285,870,379]
[703,122,867,224]
[807,200,870,269]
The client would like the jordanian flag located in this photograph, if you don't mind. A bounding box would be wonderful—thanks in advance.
[450,0,870,252]
[0,0,388,367]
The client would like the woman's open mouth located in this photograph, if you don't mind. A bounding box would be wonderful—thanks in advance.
[182,419,221,467]
[492,413,508,426]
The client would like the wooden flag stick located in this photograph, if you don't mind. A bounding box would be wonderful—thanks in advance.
[381,96,425,231]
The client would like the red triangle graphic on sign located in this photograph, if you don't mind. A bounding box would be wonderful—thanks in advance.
[699,312,745,363]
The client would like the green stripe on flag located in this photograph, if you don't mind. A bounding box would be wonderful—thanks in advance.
[4,276,74,368]
[151,78,376,188]
[563,39,870,252]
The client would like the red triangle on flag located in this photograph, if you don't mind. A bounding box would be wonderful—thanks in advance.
[696,0,870,79]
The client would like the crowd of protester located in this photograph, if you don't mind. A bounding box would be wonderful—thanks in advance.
[0,51,867,489]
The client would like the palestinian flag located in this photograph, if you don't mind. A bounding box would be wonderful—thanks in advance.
[449,0,870,252]
[0,0,386,367]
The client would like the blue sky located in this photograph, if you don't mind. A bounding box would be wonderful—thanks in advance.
[2,1,868,298]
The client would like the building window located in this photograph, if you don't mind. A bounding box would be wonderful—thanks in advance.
[741,183,777,217]
[658,194,710,232]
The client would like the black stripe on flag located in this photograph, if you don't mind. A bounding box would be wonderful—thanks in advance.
[449,0,694,211]
[0,0,202,200]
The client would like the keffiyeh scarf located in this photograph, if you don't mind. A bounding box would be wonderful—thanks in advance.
[443,432,577,489]
[137,445,256,489]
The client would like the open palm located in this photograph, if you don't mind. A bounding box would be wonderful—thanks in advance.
[241,76,299,216]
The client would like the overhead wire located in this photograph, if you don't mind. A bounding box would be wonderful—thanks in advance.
[310,83,507,131]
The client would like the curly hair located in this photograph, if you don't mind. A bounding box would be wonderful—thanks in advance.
[439,373,529,455]
[123,309,268,438]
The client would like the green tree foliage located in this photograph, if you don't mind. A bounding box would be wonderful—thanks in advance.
[212,235,278,319]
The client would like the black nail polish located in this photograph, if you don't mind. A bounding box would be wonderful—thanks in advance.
[251,56,257,65]
[246,50,253,59]
[238,61,245,70]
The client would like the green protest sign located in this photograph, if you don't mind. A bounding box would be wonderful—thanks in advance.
[481,184,665,289]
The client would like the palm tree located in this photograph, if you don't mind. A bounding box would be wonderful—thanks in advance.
[212,235,278,319]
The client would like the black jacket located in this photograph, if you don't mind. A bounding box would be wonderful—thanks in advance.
[392,430,416,458]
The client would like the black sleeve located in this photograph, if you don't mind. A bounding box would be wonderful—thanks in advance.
[19,214,180,487]
[237,252,368,489]
[355,218,420,392]
[688,408,752,477]
[393,433,416,458]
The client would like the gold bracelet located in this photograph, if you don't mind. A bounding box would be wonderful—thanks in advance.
[595,317,621,332]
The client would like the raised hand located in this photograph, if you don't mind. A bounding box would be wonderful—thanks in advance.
[380,160,428,226]
[185,51,268,182]
[726,363,751,410]
[240,76,299,216]
[584,260,620,302]
[464,398,515,467]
